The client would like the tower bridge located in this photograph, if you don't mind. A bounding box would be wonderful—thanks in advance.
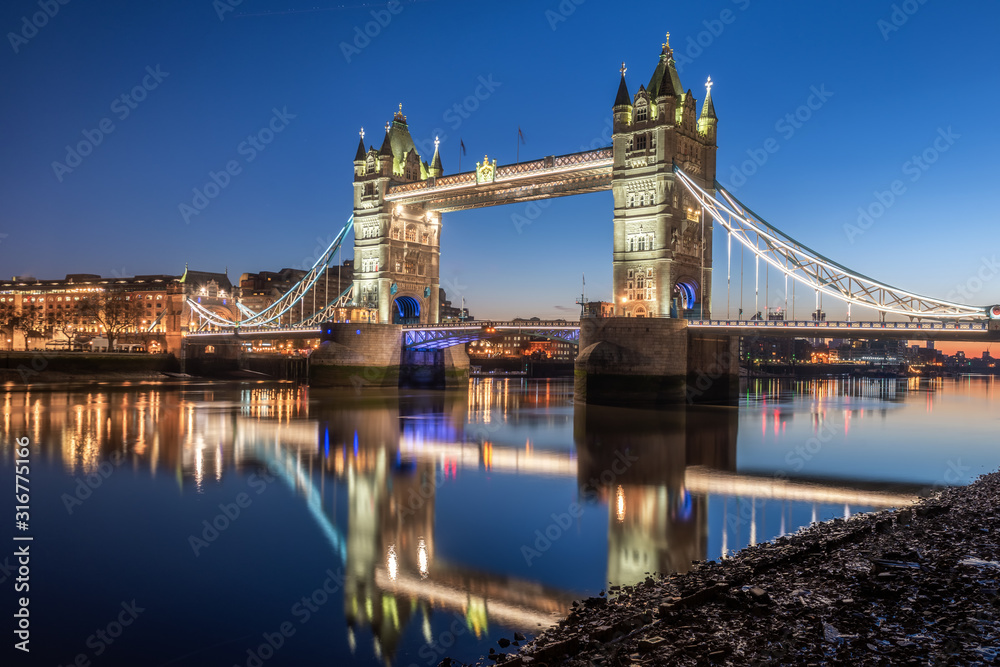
[182,33,1000,403]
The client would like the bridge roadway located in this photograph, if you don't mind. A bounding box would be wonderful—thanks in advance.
[185,317,998,349]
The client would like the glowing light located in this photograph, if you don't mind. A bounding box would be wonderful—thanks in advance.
[418,538,428,579]
[387,544,398,581]
[615,485,626,523]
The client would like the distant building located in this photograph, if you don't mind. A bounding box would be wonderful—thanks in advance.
[581,301,615,318]
[438,288,472,322]
[0,267,234,354]
[240,260,354,324]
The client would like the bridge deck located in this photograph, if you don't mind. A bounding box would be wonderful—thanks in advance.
[383,148,612,212]
[182,318,997,345]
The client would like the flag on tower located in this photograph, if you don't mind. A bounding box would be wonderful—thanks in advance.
[460,139,467,155]
[518,127,526,144]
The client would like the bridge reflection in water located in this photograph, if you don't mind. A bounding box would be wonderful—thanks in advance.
[1,379,930,665]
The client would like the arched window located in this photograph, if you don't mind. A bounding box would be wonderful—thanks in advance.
[635,105,648,123]
[405,226,417,242]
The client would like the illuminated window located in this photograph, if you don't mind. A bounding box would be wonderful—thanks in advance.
[405,226,417,242]
[635,104,647,122]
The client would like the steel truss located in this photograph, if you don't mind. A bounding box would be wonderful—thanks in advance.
[185,215,355,329]
[673,167,988,320]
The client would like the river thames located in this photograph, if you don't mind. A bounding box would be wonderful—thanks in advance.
[3,376,998,666]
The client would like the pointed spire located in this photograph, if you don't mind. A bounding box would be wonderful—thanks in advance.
[649,32,683,100]
[354,127,366,161]
[430,136,443,175]
[379,121,392,157]
[614,61,632,108]
[700,77,717,121]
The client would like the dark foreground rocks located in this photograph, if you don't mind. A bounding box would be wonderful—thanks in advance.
[472,471,1000,666]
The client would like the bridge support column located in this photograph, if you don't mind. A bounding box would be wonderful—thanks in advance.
[400,346,469,389]
[575,318,738,406]
[311,323,404,387]
[183,340,241,376]
[310,323,469,388]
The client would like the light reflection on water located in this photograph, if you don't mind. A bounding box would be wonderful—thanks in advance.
[2,376,998,666]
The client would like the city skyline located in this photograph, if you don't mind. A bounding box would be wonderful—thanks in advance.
[2,1,998,356]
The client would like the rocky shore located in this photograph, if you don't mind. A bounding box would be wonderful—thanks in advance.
[477,472,1000,666]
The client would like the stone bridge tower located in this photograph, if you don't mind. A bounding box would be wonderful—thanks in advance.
[352,106,442,325]
[612,36,717,318]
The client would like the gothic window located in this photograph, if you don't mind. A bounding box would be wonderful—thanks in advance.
[637,275,646,290]
[651,133,657,149]
[636,134,647,151]
[364,183,374,196]
[405,226,417,242]
[636,105,648,123]
[404,260,415,274]
[647,268,653,279]
[395,261,402,272]
[417,263,426,276]
[627,194,635,208]
[391,227,401,240]
[421,233,429,244]
[627,269,634,279]
[627,138,633,151]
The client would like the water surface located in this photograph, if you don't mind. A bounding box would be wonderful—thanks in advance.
[2,376,998,666]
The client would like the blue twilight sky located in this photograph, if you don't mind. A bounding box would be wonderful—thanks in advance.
[1,0,998,324]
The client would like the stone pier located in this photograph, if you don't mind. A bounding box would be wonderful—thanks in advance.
[310,323,468,388]
[575,317,738,406]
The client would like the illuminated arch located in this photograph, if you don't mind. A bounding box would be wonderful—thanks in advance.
[392,296,421,324]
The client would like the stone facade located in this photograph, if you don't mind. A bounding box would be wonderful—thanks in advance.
[611,37,718,319]
[352,107,441,325]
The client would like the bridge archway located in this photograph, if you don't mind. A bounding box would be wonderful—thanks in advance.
[392,296,422,325]
[671,279,701,319]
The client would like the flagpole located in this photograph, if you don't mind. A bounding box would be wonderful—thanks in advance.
[516,128,519,164]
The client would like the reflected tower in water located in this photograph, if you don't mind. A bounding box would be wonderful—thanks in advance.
[575,405,737,586]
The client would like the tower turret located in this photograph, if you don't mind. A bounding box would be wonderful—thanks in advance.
[429,136,443,178]
[613,62,632,130]
[698,77,717,143]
